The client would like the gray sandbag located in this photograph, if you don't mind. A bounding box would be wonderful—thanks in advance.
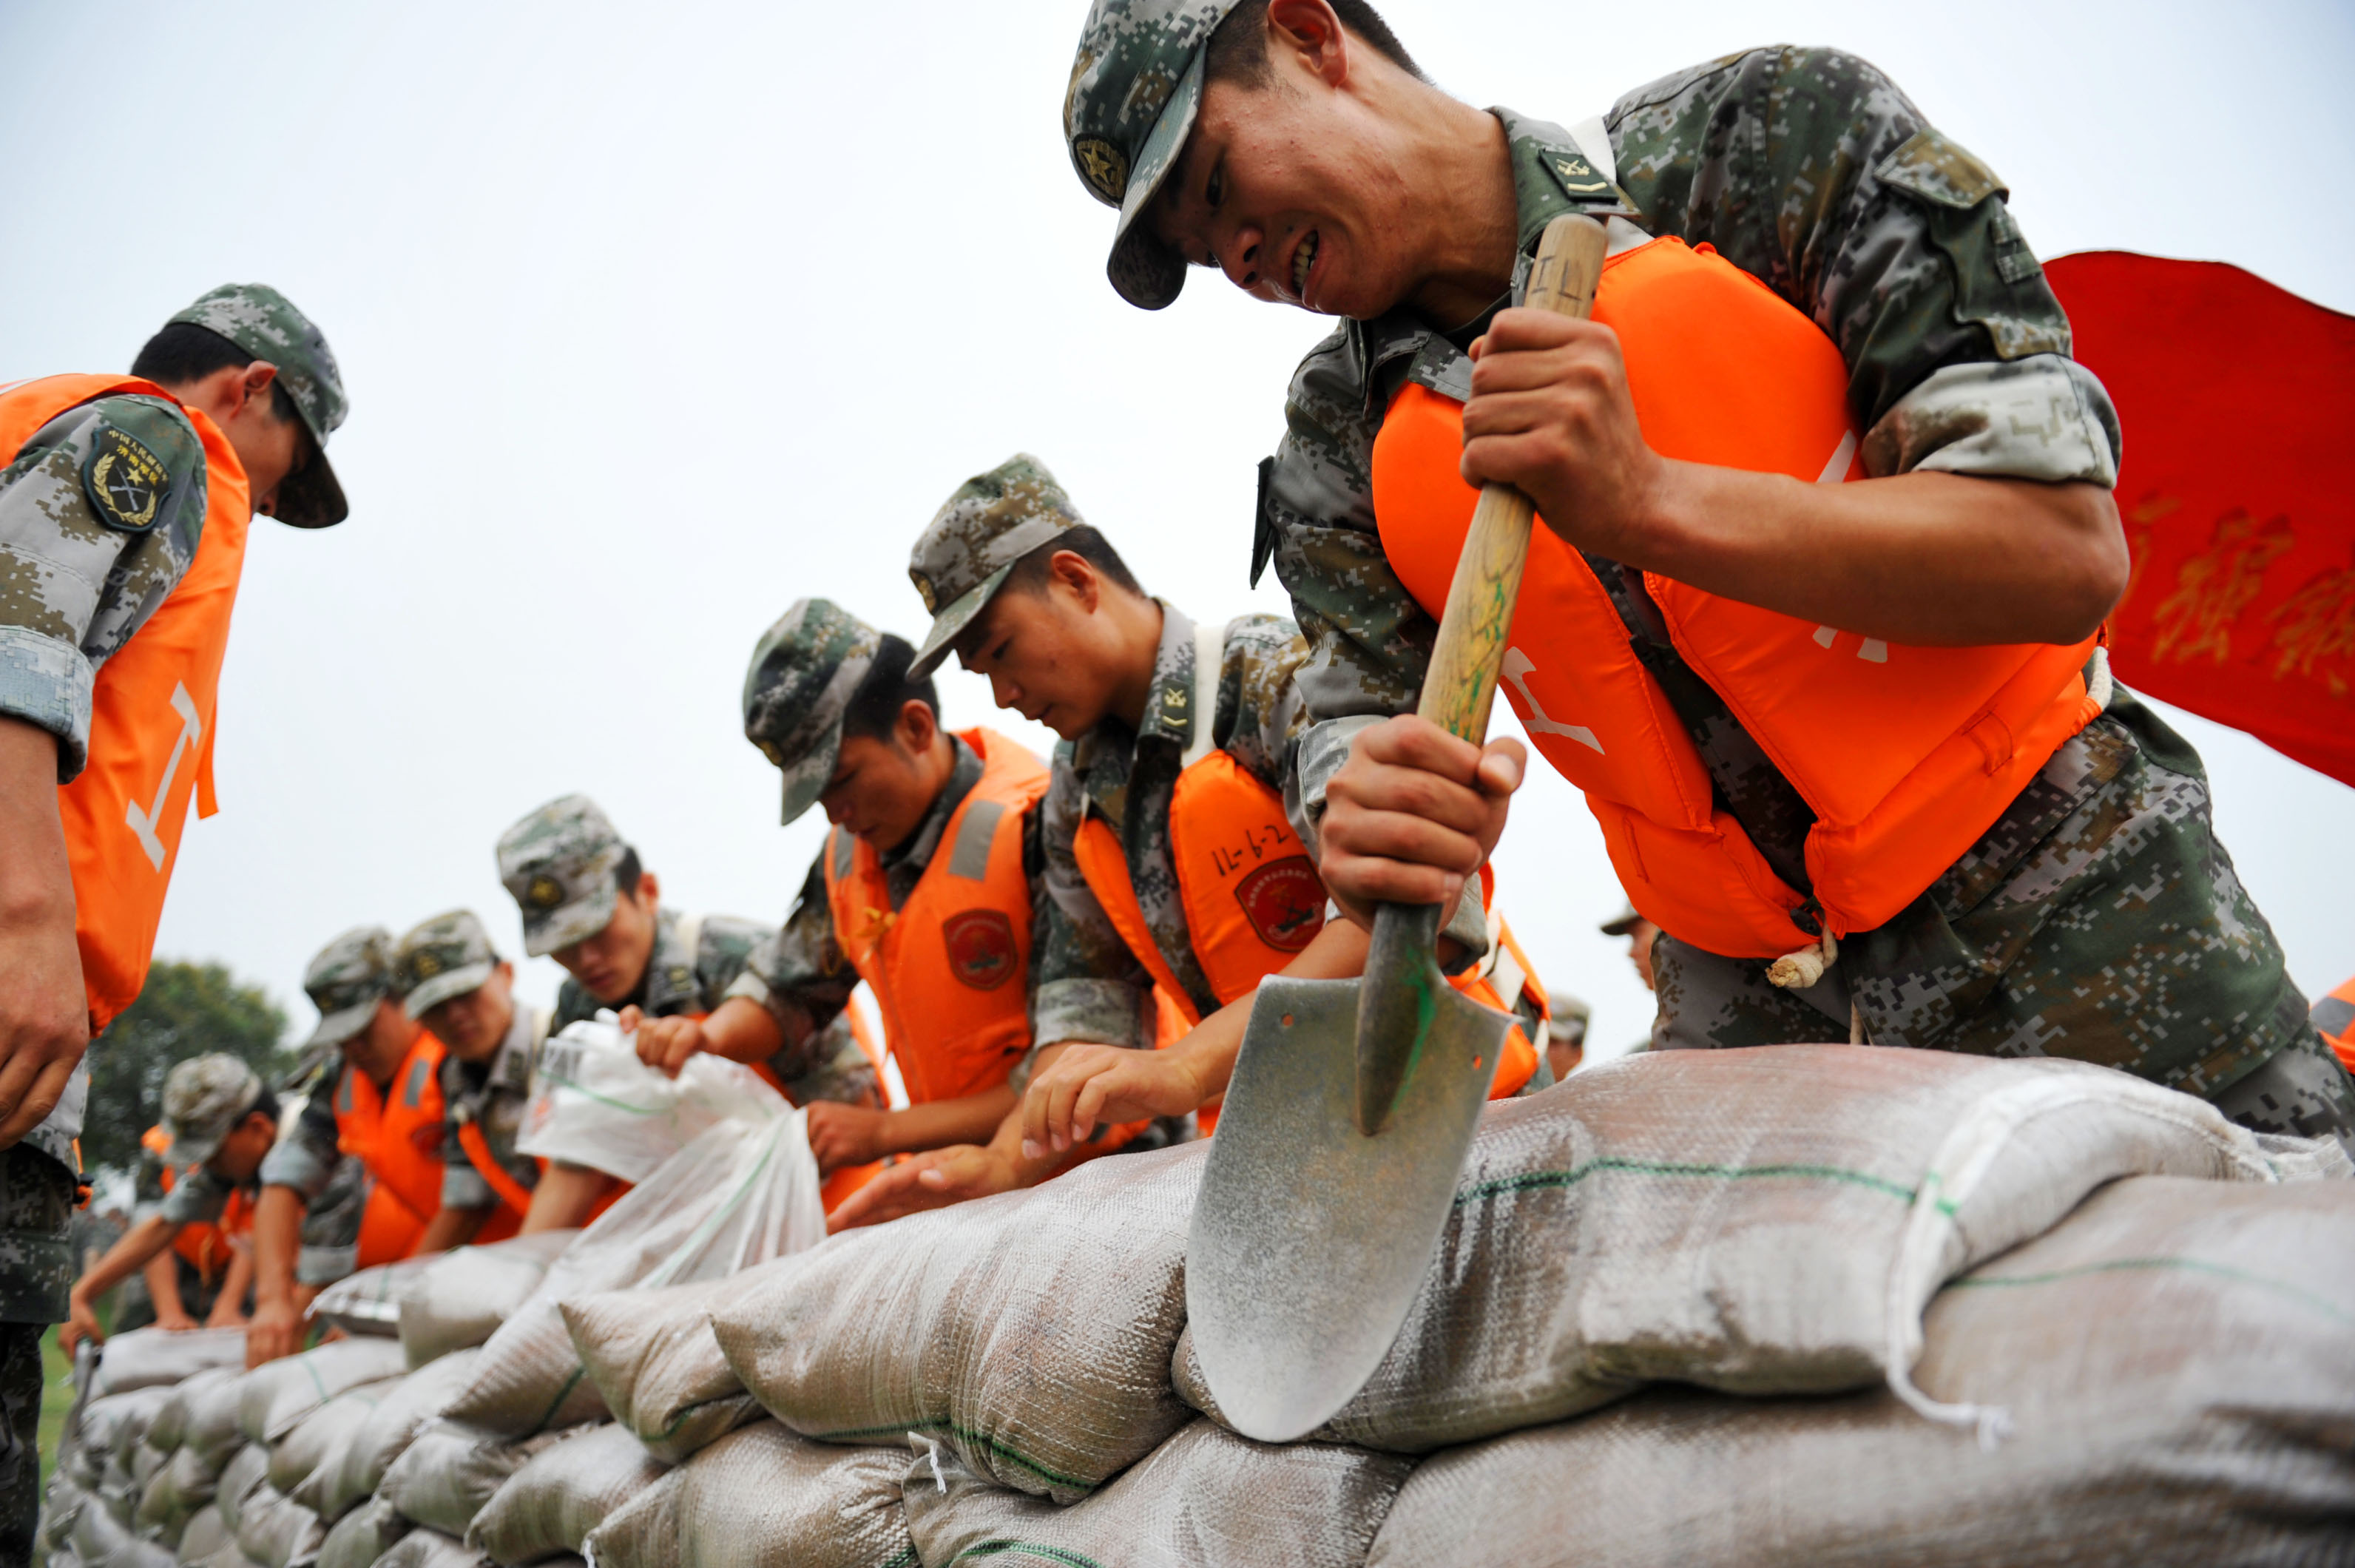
[100,1440,142,1524]
[177,1501,232,1564]
[1179,1048,2284,1453]
[131,1439,171,1494]
[78,1386,176,1463]
[89,1328,250,1399]
[905,1419,1415,1568]
[714,1138,1206,1501]
[135,1441,223,1546]
[265,1380,399,1496]
[232,1486,323,1568]
[378,1423,565,1538]
[36,1473,85,1555]
[183,1549,267,1568]
[581,1422,908,1568]
[237,1339,408,1444]
[300,1350,483,1524]
[560,1280,764,1464]
[445,1120,822,1438]
[308,1254,443,1339]
[211,1445,270,1536]
[314,1499,408,1568]
[397,1232,578,1370]
[179,1368,252,1472]
[1365,1174,2355,1568]
[70,1490,175,1568]
[467,1422,667,1566]
[146,1365,233,1456]
[371,1530,492,1568]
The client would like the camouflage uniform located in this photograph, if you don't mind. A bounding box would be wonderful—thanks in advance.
[393,910,544,1214]
[498,794,876,1108]
[1061,13,2348,1138]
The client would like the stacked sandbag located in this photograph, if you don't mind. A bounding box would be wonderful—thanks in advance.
[229,1484,322,1568]
[376,1422,567,1538]
[302,1349,484,1524]
[396,1234,577,1371]
[1365,1173,2355,1566]
[314,1499,408,1568]
[307,1255,445,1340]
[86,1330,249,1400]
[1178,1047,2285,1452]
[581,1422,909,1568]
[714,1138,1207,1501]
[371,1530,491,1568]
[468,1422,669,1565]
[561,1279,771,1464]
[237,1340,408,1448]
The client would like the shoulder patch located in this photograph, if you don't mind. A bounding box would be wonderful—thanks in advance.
[82,426,174,533]
[1876,128,2007,210]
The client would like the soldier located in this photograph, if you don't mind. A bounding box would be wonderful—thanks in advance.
[117,1119,257,1335]
[58,1056,280,1356]
[0,283,348,1538]
[393,910,551,1246]
[1058,0,2354,1146]
[840,456,1550,1226]
[496,794,879,1220]
[246,927,449,1365]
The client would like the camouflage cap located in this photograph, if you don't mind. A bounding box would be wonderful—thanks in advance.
[1065,0,1242,309]
[166,283,350,529]
[907,454,1087,678]
[497,794,629,957]
[303,925,397,1049]
[394,908,503,1019]
[161,1054,266,1170]
[741,599,885,826]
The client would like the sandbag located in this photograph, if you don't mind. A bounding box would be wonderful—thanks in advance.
[178,1502,232,1564]
[581,1423,908,1568]
[378,1423,564,1538]
[397,1233,578,1371]
[1180,1049,2283,1453]
[135,1441,222,1545]
[560,1280,764,1464]
[88,1328,249,1399]
[183,1548,266,1568]
[77,1386,175,1463]
[1365,1174,2355,1567]
[145,1364,232,1456]
[905,1419,1414,1568]
[300,1350,483,1524]
[212,1444,270,1536]
[266,1379,399,1497]
[308,1254,443,1339]
[314,1498,409,1568]
[232,1486,323,1568]
[130,1439,169,1494]
[69,1490,175,1568]
[516,1016,788,1183]
[179,1368,252,1472]
[37,1474,85,1555]
[99,1440,141,1524]
[467,1422,668,1566]
[716,1138,1204,1501]
[237,1339,408,1444]
[445,1118,824,1438]
[371,1529,492,1568]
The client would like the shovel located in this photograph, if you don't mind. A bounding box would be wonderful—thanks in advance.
[1187,214,1609,1444]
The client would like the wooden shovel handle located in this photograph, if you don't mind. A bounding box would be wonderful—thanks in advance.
[1415,214,1609,743]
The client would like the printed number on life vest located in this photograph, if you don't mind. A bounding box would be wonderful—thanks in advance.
[1501,649,1603,754]
[125,680,203,871]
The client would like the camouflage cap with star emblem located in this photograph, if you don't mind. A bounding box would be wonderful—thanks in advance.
[496,794,631,957]
[1065,0,1243,308]
[394,908,504,1018]
[741,598,884,827]
[166,282,351,528]
[161,1054,266,1171]
[302,925,397,1049]
[907,454,1086,678]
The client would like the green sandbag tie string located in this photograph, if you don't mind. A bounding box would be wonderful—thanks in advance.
[874,1551,919,1568]
[1458,1158,1947,1213]
[1947,1254,2354,1327]
[530,1364,588,1435]
[955,1543,1110,1568]
[814,1419,1096,1494]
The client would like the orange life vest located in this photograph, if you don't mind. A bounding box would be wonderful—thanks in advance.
[334,1031,448,1268]
[0,376,251,1035]
[822,729,1049,1107]
[2314,976,2355,1075]
[1372,235,2104,958]
[1071,620,1543,1110]
[141,1123,251,1285]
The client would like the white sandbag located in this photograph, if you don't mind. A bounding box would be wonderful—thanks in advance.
[1180,1048,2283,1453]
[265,1379,398,1497]
[70,1488,175,1568]
[300,1350,483,1524]
[905,1419,1414,1568]
[714,1138,1205,1501]
[231,1486,323,1568]
[371,1529,492,1568]
[178,1368,252,1472]
[314,1498,409,1568]
[211,1444,270,1536]
[76,1386,175,1463]
[145,1364,232,1456]
[89,1328,249,1399]
[130,1439,169,1493]
[377,1423,564,1538]
[1365,1174,2355,1567]
[516,1016,788,1183]
[183,1548,266,1568]
[398,1234,578,1371]
[308,1254,442,1339]
[37,1474,86,1555]
[135,1441,221,1545]
[445,1118,823,1438]
[177,1501,232,1564]
[237,1339,408,1444]
[581,1423,908,1568]
[467,1423,667,1565]
[560,1280,764,1464]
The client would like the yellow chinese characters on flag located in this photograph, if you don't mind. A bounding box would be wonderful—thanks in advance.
[2049,252,2355,786]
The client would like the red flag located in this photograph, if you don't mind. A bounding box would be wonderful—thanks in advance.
[2046,251,2355,786]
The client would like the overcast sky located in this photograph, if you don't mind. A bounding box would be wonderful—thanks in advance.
[4,0,2349,1066]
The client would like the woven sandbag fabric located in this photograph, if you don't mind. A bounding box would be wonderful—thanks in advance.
[77,1388,175,1466]
[714,1140,1207,1503]
[129,1439,169,1496]
[581,1422,910,1568]
[308,1254,444,1340]
[177,1502,233,1564]
[398,1232,579,1371]
[183,1547,268,1568]
[903,1419,1415,1568]
[89,1329,251,1399]
[371,1529,495,1568]
[1365,1175,2355,1567]
[467,1422,669,1564]
[135,1442,221,1547]
[237,1339,409,1446]
[210,1444,270,1535]
[378,1423,567,1538]
[314,1498,409,1568]
[179,1371,251,1473]
[146,1365,237,1456]
[266,1379,399,1496]
[561,1277,771,1465]
[303,1350,483,1523]
[1178,1047,2280,1453]
[70,1488,174,1568]
[230,1485,323,1568]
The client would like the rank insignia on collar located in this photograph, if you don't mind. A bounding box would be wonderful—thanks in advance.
[84,428,170,533]
[1546,153,1631,212]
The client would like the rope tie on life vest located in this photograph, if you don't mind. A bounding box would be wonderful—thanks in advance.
[1767,933,1837,991]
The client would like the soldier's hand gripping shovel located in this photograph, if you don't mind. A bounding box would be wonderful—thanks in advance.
[1186,214,1609,1444]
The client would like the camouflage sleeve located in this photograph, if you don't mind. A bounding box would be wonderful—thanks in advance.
[297,1155,368,1286]
[1214,613,1311,796]
[257,1088,343,1201]
[1606,45,2119,485]
[1027,750,1155,1058]
[0,394,208,780]
[691,913,772,1008]
[154,1169,232,1228]
[723,853,859,1081]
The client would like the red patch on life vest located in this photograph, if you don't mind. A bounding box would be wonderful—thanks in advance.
[409,1123,447,1158]
[1233,856,1325,953]
[942,909,1018,990]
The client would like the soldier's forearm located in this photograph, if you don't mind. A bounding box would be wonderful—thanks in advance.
[250,1185,305,1305]
[877,1084,1018,1158]
[72,1212,177,1305]
[702,996,787,1065]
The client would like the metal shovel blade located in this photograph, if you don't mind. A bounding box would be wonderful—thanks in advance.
[1186,957,1510,1442]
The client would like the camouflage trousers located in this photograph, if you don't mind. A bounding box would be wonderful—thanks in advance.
[1652,690,2354,1152]
[0,1147,68,1568]
[0,1321,40,1568]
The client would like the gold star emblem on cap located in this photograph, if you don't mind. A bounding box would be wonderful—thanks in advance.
[413,952,442,980]
[527,875,565,910]
[1075,137,1129,204]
